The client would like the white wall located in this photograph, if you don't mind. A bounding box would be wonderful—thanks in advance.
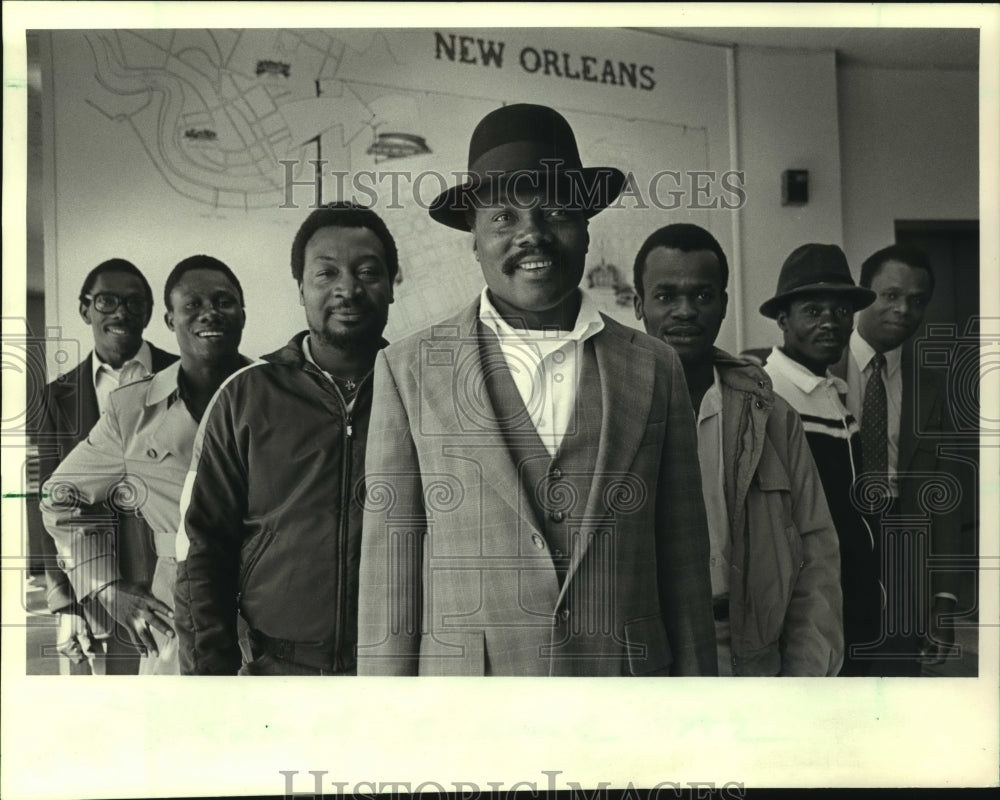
[733,47,845,351]
[728,55,979,353]
[838,65,979,269]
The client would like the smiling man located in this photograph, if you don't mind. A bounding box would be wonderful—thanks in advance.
[758,243,882,676]
[633,224,843,676]
[831,244,963,675]
[34,259,177,674]
[357,104,716,677]
[174,203,397,675]
[41,256,249,674]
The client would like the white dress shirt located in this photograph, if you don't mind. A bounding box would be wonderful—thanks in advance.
[696,368,732,675]
[92,340,153,412]
[845,330,902,497]
[696,368,730,600]
[478,287,605,456]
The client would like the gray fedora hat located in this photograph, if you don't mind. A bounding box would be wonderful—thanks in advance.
[429,103,626,231]
[760,243,876,319]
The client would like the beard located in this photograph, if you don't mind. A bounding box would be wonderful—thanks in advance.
[312,310,388,351]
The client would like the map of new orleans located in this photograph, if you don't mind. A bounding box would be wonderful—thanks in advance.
[84,29,375,210]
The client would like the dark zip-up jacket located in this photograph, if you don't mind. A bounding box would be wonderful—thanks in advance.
[174,332,382,674]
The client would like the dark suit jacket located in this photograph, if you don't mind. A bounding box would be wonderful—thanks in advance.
[357,300,717,676]
[832,341,964,598]
[34,344,178,615]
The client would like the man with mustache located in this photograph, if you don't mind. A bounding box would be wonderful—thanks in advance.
[175,203,396,675]
[632,224,843,676]
[357,104,716,676]
[34,258,177,674]
[41,256,249,674]
[832,244,964,675]
[758,244,882,676]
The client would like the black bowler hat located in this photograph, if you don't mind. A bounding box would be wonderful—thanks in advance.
[429,103,626,231]
[759,243,876,319]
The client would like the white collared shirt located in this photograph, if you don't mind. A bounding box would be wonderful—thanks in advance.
[92,340,153,413]
[764,346,857,441]
[696,368,730,600]
[846,330,902,497]
[478,287,605,456]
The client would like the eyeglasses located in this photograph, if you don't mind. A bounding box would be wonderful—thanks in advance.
[83,292,151,315]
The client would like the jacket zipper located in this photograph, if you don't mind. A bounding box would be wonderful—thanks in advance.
[325,368,356,672]
[838,389,875,551]
[303,359,370,670]
[336,394,351,672]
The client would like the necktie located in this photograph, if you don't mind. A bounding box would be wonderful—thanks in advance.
[861,352,888,475]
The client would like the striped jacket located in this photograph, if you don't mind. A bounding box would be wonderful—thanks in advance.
[762,347,882,667]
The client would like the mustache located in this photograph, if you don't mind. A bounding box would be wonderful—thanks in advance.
[326,299,375,314]
[501,249,558,275]
[663,326,704,335]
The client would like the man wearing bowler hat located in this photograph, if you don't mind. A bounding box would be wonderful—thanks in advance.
[357,103,717,676]
[758,243,882,676]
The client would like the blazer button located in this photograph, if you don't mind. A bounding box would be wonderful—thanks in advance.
[550,510,565,523]
[146,448,157,458]
[559,608,570,621]
[754,400,764,409]
[550,467,563,480]
[531,533,545,550]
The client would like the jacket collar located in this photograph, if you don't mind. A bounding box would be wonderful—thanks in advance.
[768,345,847,395]
[265,331,311,367]
[144,355,255,406]
[146,360,183,405]
[266,331,390,369]
[711,347,774,400]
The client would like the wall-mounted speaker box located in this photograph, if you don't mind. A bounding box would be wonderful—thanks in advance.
[782,169,809,206]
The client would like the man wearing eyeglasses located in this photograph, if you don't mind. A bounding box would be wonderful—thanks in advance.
[34,258,177,674]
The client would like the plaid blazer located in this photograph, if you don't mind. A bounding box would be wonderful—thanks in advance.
[357,299,716,676]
